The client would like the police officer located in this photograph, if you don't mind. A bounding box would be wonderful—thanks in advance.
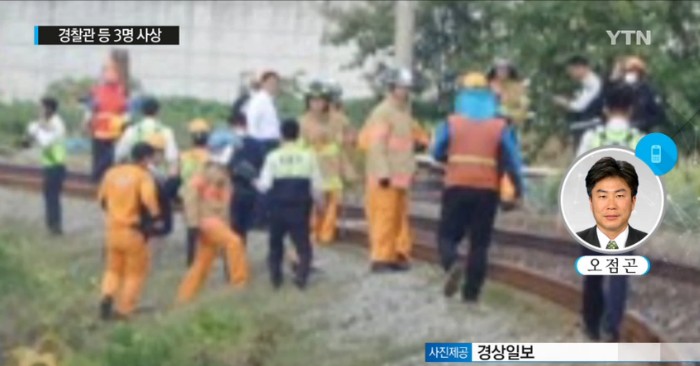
[25,97,67,235]
[432,72,525,304]
[256,119,324,289]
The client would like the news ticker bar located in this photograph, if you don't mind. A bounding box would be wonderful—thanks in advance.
[34,26,179,45]
[425,343,700,363]
[576,256,650,276]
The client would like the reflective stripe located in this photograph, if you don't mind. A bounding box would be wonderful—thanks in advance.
[367,124,390,143]
[387,136,413,152]
[42,139,66,166]
[447,154,497,166]
[272,145,315,179]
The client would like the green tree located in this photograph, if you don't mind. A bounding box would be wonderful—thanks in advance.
[324,0,700,158]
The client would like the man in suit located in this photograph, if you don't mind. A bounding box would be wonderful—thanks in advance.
[577,156,647,342]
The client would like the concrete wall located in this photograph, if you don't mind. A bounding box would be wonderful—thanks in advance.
[0,0,369,103]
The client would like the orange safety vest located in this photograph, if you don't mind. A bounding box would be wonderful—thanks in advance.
[444,115,506,190]
[91,83,127,140]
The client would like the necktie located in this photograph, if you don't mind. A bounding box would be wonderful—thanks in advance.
[606,240,619,250]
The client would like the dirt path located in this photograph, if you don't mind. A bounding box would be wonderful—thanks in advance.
[0,186,591,365]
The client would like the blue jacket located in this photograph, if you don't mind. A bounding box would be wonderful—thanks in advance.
[431,89,525,195]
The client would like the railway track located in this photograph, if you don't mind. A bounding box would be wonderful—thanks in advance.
[0,162,690,364]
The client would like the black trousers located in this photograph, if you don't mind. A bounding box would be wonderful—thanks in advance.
[92,139,114,182]
[581,247,630,339]
[437,187,499,300]
[43,165,66,232]
[231,193,256,243]
[268,204,313,287]
[253,139,280,228]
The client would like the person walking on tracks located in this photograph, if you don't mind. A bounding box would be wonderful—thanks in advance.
[359,67,426,273]
[85,58,129,182]
[432,72,525,304]
[300,80,352,245]
[552,55,604,154]
[97,143,162,320]
[24,97,67,236]
[256,119,324,289]
[227,112,264,244]
[179,119,212,266]
[114,97,179,176]
[176,143,249,304]
[575,84,645,342]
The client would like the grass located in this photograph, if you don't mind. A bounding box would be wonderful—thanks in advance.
[0,220,301,366]
[0,218,448,366]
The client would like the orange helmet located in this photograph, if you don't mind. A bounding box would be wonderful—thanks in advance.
[624,56,647,74]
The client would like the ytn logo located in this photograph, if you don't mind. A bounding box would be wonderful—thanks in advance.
[607,30,651,45]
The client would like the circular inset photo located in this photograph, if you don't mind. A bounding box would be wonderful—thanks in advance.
[559,147,666,254]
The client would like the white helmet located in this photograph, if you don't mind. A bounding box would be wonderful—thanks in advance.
[386,67,414,88]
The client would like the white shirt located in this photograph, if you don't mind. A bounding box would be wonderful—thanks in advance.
[596,225,629,250]
[114,117,179,164]
[576,116,634,157]
[568,71,602,112]
[245,90,280,140]
[27,115,66,148]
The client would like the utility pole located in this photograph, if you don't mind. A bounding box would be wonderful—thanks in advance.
[394,0,416,69]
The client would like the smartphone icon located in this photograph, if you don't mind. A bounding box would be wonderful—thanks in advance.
[651,145,662,163]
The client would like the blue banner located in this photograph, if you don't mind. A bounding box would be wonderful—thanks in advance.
[425,343,472,362]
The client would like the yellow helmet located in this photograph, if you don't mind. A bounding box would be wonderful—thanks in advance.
[460,72,488,89]
[146,133,167,150]
[188,118,210,134]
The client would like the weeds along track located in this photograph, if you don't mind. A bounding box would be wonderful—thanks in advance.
[0,162,689,364]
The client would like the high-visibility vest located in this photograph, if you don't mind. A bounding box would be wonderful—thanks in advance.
[41,138,67,167]
[267,143,317,206]
[179,148,209,197]
[91,83,127,140]
[590,126,643,149]
[300,113,344,191]
[444,115,506,190]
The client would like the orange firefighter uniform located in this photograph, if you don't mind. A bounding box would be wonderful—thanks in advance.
[176,162,249,304]
[300,111,355,244]
[360,96,418,267]
[97,163,160,317]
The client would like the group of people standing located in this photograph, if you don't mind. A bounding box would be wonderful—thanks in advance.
[88,67,362,319]
[20,53,666,343]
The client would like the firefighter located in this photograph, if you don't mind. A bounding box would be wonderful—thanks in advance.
[487,58,530,126]
[359,67,426,273]
[97,142,161,320]
[300,81,347,244]
[176,142,249,304]
[86,60,128,182]
[433,72,525,304]
[24,97,67,235]
[256,119,324,289]
[180,118,212,265]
